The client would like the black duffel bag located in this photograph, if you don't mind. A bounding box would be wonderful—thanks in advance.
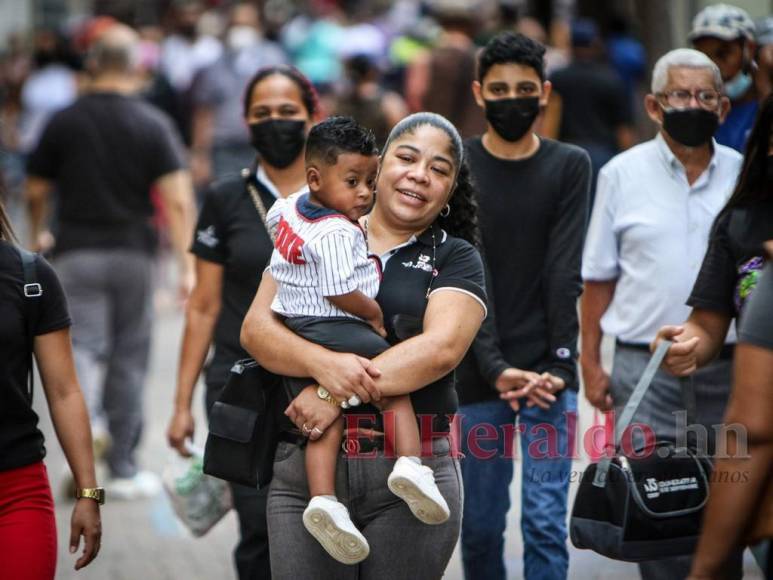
[570,340,713,562]
[203,359,288,488]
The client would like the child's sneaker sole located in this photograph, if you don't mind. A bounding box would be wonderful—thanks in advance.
[303,506,370,565]
[387,475,450,525]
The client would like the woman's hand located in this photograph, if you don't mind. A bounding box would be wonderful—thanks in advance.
[285,385,342,441]
[310,351,382,404]
[70,499,101,570]
[167,408,195,457]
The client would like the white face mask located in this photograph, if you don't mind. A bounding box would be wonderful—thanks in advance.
[724,68,752,100]
[226,25,258,52]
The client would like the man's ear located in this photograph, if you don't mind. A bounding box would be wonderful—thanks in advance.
[540,80,552,107]
[718,95,731,124]
[306,165,321,192]
[472,80,485,108]
[644,94,663,125]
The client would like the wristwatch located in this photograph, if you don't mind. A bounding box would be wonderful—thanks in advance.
[317,386,340,406]
[75,487,105,505]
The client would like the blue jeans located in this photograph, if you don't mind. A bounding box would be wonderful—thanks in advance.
[459,391,577,580]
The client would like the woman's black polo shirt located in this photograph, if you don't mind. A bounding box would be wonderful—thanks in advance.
[191,171,276,392]
[350,224,487,435]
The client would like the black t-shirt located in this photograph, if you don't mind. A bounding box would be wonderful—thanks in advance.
[346,225,487,435]
[456,137,590,405]
[550,61,631,151]
[27,92,187,255]
[0,241,71,471]
[738,260,773,349]
[688,200,773,318]
[191,172,276,389]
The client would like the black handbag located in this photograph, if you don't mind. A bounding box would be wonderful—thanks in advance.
[203,359,288,488]
[570,340,714,562]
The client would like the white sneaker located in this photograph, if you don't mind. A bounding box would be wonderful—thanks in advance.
[106,470,162,500]
[302,496,369,565]
[387,457,450,525]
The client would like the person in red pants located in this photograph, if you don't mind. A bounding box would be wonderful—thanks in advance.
[0,198,102,578]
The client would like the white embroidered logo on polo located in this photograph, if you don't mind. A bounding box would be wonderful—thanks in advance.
[196,226,219,248]
[401,258,434,273]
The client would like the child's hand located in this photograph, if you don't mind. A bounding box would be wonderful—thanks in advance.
[368,312,387,338]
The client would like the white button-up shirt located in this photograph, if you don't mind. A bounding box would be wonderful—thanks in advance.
[582,133,743,344]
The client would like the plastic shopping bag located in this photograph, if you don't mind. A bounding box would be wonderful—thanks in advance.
[162,443,233,537]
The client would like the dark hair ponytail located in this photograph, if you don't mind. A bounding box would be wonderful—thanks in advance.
[437,158,481,247]
[0,196,17,243]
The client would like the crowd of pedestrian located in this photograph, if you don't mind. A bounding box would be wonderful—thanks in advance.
[0,1,772,579]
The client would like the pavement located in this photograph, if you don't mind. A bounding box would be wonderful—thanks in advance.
[38,304,766,579]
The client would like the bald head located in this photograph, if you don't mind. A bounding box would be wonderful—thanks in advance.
[88,23,140,75]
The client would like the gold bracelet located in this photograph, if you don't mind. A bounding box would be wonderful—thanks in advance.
[75,487,105,505]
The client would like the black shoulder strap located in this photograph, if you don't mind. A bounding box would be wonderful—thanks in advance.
[18,246,41,404]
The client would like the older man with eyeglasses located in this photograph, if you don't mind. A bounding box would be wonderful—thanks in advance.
[580,48,744,579]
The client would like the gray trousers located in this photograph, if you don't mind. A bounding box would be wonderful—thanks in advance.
[267,437,462,579]
[56,249,153,478]
[610,345,742,580]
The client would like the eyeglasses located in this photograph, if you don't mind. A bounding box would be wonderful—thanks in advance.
[656,89,721,110]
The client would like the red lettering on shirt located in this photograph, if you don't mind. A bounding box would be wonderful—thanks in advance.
[275,216,306,264]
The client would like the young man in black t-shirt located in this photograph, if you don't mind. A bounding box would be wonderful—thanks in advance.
[25,25,195,499]
[455,32,590,580]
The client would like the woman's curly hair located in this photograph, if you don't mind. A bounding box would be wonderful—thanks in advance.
[437,159,481,248]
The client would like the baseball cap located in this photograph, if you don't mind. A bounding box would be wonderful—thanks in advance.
[688,3,755,43]
[756,16,773,46]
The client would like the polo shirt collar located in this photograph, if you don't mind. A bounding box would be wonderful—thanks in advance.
[256,164,281,199]
[655,131,719,177]
[372,223,448,266]
[416,224,449,247]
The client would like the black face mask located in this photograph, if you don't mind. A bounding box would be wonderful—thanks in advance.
[249,119,306,169]
[484,97,540,142]
[662,108,718,147]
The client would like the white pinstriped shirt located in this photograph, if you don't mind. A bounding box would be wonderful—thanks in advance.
[267,192,381,318]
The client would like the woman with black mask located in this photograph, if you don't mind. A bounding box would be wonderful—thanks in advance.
[654,94,773,379]
[167,65,317,580]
